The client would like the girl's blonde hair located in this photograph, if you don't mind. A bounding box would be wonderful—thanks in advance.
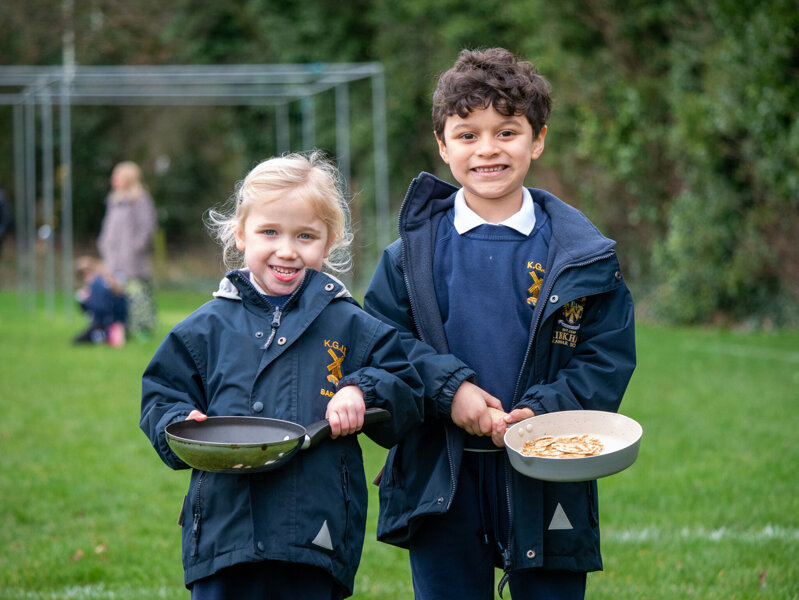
[206,151,353,273]
[111,161,146,197]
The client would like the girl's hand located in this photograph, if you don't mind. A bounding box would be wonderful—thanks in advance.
[326,386,366,438]
[186,410,207,422]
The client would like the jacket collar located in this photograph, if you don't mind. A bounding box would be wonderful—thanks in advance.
[400,172,615,269]
[213,268,353,304]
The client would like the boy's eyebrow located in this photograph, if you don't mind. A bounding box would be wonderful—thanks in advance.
[448,116,527,131]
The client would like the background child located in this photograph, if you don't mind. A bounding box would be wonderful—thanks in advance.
[73,255,127,346]
[140,152,423,600]
[364,48,636,599]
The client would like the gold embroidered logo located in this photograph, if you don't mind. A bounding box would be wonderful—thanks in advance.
[562,299,585,325]
[324,339,346,385]
[526,261,546,306]
[552,297,587,348]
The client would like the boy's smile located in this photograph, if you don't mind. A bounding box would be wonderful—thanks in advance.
[234,192,332,297]
[436,105,546,223]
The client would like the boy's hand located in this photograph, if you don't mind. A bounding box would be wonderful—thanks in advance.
[326,385,366,438]
[186,410,207,421]
[490,406,535,447]
[450,381,503,437]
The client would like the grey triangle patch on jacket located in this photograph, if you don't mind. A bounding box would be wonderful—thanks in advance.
[548,503,574,530]
[312,520,333,550]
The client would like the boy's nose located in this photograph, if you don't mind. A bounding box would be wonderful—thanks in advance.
[476,138,499,156]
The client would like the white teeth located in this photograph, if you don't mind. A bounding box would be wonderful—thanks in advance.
[474,166,505,172]
[272,266,296,275]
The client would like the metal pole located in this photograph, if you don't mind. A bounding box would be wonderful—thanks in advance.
[335,83,351,192]
[24,91,37,306]
[60,74,74,319]
[371,69,390,251]
[13,102,26,299]
[276,103,290,155]
[301,95,314,151]
[40,90,56,314]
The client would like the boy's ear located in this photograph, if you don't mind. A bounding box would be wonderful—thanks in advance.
[435,132,450,164]
[531,126,547,160]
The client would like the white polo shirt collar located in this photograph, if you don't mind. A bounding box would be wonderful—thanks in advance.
[453,187,536,235]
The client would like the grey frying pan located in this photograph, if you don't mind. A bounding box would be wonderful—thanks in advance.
[165,407,390,474]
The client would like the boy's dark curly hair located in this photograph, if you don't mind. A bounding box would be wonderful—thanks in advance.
[433,47,552,141]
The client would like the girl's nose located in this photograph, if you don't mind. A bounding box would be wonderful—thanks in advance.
[275,238,298,258]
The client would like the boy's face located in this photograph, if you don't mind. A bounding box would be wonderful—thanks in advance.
[436,105,546,221]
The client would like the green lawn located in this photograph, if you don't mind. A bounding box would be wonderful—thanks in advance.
[1,291,797,599]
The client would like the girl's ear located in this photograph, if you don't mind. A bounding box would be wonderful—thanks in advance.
[234,224,246,251]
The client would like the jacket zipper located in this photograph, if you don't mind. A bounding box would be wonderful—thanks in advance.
[262,306,282,350]
[398,177,459,511]
[502,250,614,578]
[191,471,206,557]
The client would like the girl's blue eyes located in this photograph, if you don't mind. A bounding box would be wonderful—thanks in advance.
[260,229,314,240]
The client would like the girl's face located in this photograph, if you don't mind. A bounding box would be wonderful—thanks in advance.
[234,192,332,297]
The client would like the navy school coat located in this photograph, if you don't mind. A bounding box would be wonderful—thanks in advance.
[363,172,636,576]
[140,269,424,595]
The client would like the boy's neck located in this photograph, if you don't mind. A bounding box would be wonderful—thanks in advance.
[462,189,525,224]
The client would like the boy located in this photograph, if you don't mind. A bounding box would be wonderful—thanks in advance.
[364,48,636,599]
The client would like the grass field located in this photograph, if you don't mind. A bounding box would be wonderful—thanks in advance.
[1,290,797,599]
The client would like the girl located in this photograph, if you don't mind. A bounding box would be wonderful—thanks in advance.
[140,152,423,599]
[97,161,157,340]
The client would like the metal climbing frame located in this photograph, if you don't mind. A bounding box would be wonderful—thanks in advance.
[0,63,390,316]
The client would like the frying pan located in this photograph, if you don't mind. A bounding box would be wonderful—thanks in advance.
[504,410,642,482]
[165,407,390,474]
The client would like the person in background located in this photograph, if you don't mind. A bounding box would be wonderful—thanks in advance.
[140,152,423,599]
[73,255,127,347]
[97,161,157,341]
[364,47,637,599]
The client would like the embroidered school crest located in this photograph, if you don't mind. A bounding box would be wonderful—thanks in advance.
[552,297,587,348]
[320,339,347,398]
[526,261,546,306]
[325,340,346,383]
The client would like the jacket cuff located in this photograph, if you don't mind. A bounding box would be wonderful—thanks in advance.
[435,366,475,419]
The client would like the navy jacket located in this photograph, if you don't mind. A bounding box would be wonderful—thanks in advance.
[140,269,423,595]
[364,173,636,574]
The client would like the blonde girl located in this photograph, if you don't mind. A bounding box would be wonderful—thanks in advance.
[141,151,423,600]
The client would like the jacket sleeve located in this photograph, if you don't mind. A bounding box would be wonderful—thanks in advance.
[337,318,425,449]
[517,282,636,415]
[130,193,157,254]
[363,242,474,421]
[140,328,207,469]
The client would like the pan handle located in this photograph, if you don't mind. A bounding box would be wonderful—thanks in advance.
[302,407,392,450]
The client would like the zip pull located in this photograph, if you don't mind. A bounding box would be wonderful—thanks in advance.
[497,548,512,598]
[262,306,282,349]
[497,571,510,599]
